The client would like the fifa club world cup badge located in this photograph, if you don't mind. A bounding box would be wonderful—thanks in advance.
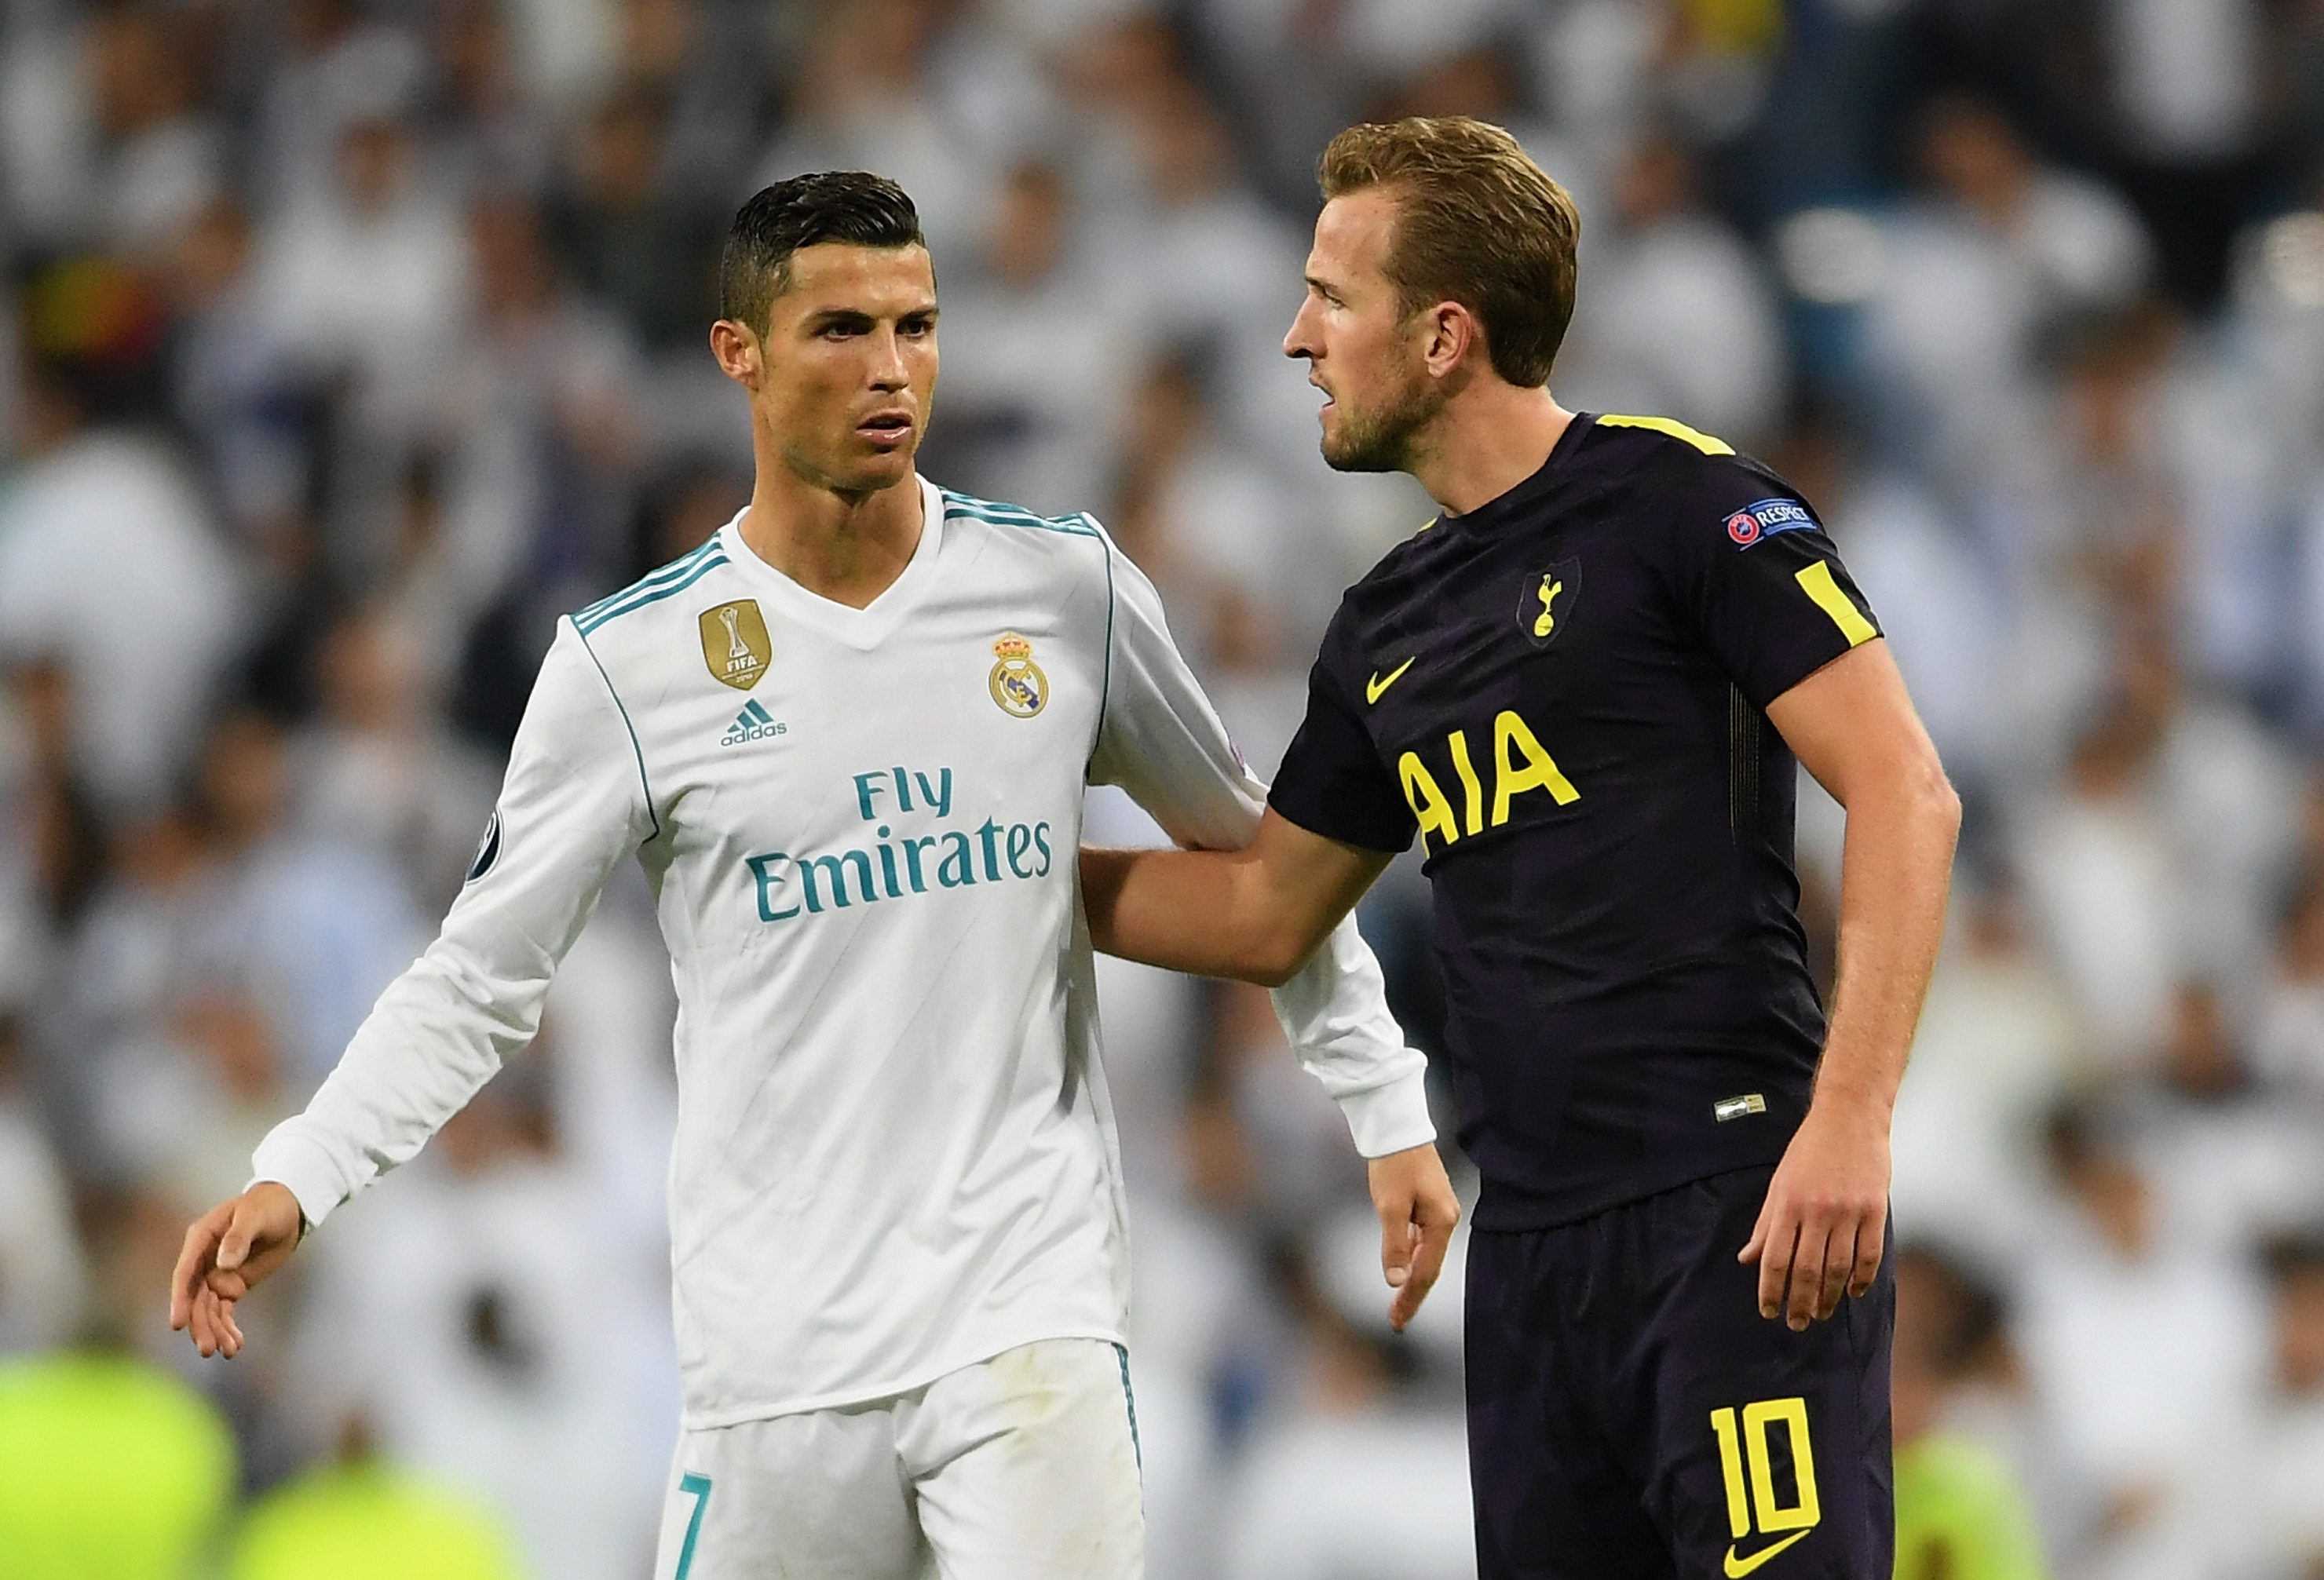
[699,600,772,691]
[988,633,1047,718]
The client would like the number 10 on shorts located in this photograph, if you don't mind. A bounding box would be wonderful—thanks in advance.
[1709,1397,1820,1566]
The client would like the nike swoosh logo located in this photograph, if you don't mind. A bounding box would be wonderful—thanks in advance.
[1365,658,1416,704]
[1723,1529,1812,1576]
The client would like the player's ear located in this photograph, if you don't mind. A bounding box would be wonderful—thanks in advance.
[710,318,761,390]
[1420,301,1478,380]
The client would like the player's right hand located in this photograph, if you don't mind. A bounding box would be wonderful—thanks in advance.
[168,1181,303,1359]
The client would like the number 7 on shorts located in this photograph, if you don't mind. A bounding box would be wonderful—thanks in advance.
[674,1472,713,1580]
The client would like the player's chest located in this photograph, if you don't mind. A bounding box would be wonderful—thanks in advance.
[648,600,1101,850]
[1360,530,1678,746]
[1352,534,1685,849]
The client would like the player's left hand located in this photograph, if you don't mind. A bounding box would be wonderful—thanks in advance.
[1739,1096,1890,1330]
[1368,1143,1460,1332]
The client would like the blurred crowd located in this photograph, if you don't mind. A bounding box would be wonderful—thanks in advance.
[4,0,2324,1575]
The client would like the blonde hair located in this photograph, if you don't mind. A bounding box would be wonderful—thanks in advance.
[1318,117,1580,388]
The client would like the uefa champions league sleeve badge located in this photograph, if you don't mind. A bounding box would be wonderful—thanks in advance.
[988,633,1047,718]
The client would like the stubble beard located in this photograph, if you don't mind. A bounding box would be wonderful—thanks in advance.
[1318,367,1445,475]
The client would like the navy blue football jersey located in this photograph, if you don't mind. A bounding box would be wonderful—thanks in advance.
[1268,414,1884,1228]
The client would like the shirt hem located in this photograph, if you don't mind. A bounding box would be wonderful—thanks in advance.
[674,1323,1131,1432]
[1470,1151,1790,1233]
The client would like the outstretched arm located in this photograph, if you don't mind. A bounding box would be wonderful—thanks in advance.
[1741,639,1959,1328]
[1081,535,1455,1327]
[168,620,652,1356]
[1080,808,1387,987]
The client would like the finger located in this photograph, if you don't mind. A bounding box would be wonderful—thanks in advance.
[1813,1220,1854,1321]
[188,1286,218,1358]
[1847,1203,1887,1300]
[1379,1198,1414,1291]
[1787,1220,1832,1330]
[201,1287,242,1360]
[215,1209,253,1274]
[1738,1195,1773,1267]
[1756,1211,1798,1319]
[169,1211,228,1330]
[1390,1211,1456,1332]
[204,1267,250,1302]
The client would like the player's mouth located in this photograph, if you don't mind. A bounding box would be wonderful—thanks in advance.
[857,410,915,448]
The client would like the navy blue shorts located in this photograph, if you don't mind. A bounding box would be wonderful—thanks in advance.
[1465,1166,1894,1579]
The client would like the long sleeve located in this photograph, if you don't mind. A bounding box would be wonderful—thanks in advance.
[1085,536,1434,1159]
[250,620,656,1228]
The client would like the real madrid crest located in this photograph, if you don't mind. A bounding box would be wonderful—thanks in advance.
[699,600,772,691]
[989,633,1047,718]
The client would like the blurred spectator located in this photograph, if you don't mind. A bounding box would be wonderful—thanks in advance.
[0,1016,86,1352]
[250,66,470,511]
[2015,698,2184,1066]
[755,0,995,262]
[2099,0,2265,305]
[0,1184,238,1579]
[1109,352,1325,716]
[429,0,554,199]
[1890,881,2080,1268]
[2254,860,2324,1102]
[227,1438,527,1580]
[1219,1251,1473,1580]
[2016,1101,2270,1578]
[85,2,221,260]
[1111,78,1306,367]
[292,604,498,911]
[1891,1246,2052,1580]
[292,1044,660,1579]
[0,659,104,1002]
[544,82,723,356]
[102,987,289,1219]
[2136,981,2324,1253]
[183,706,425,1096]
[1863,97,2150,473]
[1558,131,1787,448]
[165,196,318,574]
[923,158,1143,516]
[0,1343,236,1578]
[0,259,244,818]
[2241,1233,2324,1579]
[247,0,428,211]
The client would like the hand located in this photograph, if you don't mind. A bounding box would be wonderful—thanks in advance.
[1738,1098,1889,1330]
[1368,1143,1460,1332]
[168,1182,304,1359]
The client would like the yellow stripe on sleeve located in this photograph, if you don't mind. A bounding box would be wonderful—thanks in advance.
[1595,414,1736,455]
[1795,561,1876,647]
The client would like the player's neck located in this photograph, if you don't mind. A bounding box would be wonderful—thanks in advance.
[1411,385,1575,518]
[736,466,925,610]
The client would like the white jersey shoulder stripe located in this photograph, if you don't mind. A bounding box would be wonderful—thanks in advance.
[941,488,1102,539]
[575,538,732,634]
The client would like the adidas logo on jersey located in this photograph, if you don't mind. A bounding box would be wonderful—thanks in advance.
[721,699,787,746]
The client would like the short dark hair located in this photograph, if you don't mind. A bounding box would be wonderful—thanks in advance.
[719,172,926,336]
[1317,117,1580,389]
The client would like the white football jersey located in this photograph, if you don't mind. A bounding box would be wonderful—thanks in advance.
[252,477,1433,1429]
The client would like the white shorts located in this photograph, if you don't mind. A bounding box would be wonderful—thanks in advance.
[650,1338,1146,1580]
